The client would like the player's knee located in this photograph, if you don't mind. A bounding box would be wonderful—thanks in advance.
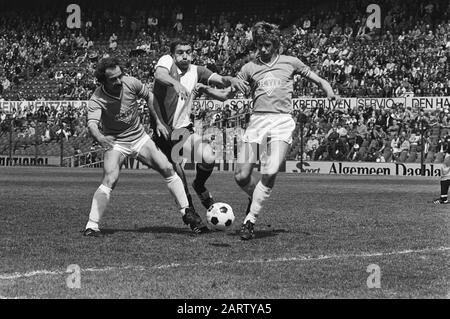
[158,164,175,178]
[234,170,251,186]
[261,166,279,176]
[196,142,215,164]
[202,150,216,165]
[261,159,280,176]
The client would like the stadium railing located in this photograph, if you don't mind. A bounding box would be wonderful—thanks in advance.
[2,96,450,167]
[62,148,104,168]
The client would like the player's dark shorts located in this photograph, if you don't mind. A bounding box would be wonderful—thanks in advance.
[152,124,194,164]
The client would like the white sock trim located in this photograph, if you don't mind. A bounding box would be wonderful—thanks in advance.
[244,214,256,224]
[99,184,112,195]
[246,181,272,224]
[165,174,190,212]
[256,181,272,194]
[86,220,99,231]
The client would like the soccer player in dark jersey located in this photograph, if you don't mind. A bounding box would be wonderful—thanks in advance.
[199,22,340,240]
[434,143,450,204]
[83,56,208,236]
[152,38,248,211]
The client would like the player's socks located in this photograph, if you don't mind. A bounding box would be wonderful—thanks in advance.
[244,197,252,215]
[244,181,272,224]
[441,180,450,198]
[165,174,190,215]
[187,193,194,208]
[193,162,215,193]
[85,184,112,230]
[239,174,257,198]
[85,222,100,231]
[193,163,215,208]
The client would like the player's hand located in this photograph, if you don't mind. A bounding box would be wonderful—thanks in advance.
[98,135,115,149]
[192,83,207,98]
[230,78,249,95]
[173,82,190,100]
[155,121,170,140]
[327,94,342,103]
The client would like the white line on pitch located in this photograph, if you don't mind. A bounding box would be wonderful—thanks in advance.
[0,295,29,299]
[1,246,449,280]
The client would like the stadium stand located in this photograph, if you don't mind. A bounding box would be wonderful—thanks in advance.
[0,0,449,164]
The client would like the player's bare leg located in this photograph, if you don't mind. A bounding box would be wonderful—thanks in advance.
[248,140,289,218]
[138,138,208,233]
[185,133,216,209]
[235,141,258,199]
[84,149,125,236]
[236,140,290,240]
[234,142,258,239]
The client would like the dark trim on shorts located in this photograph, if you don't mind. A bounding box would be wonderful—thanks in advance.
[152,124,194,163]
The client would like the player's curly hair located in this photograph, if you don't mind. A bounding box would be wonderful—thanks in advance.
[94,56,123,84]
[252,21,281,50]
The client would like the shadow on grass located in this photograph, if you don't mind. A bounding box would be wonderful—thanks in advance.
[226,227,289,240]
[100,226,195,236]
[93,226,291,239]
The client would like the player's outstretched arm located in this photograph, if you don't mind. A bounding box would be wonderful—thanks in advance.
[306,71,341,101]
[194,83,236,102]
[154,66,189,100]
[208,74,249,95]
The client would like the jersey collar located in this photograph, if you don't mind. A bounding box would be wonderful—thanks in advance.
[258,55,280,68]
[101,85,122,100]
[176,64,192,75]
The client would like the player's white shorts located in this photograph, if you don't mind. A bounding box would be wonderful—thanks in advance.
[242,113,296,145]
[111,133,150,158]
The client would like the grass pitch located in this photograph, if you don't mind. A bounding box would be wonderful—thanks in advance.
[0,167,449,299]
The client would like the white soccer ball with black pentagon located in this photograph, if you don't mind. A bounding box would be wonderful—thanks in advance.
[206,202,235,231]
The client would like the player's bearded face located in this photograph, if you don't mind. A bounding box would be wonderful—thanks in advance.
[174,45,192,70]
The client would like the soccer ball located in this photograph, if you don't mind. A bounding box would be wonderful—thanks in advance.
[206,202,235,231]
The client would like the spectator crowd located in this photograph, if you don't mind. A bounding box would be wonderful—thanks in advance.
[291,102,450,163]
[1,0,450,163]
[0,0,449,101]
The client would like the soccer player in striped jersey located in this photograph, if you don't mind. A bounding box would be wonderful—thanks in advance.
[83,56,208,236]
[206,22,340,240]
[152,38,248,211]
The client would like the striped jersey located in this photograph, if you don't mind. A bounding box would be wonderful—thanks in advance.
[87,76,149,142]
[153,55,214,129]
[237,55,311,114]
